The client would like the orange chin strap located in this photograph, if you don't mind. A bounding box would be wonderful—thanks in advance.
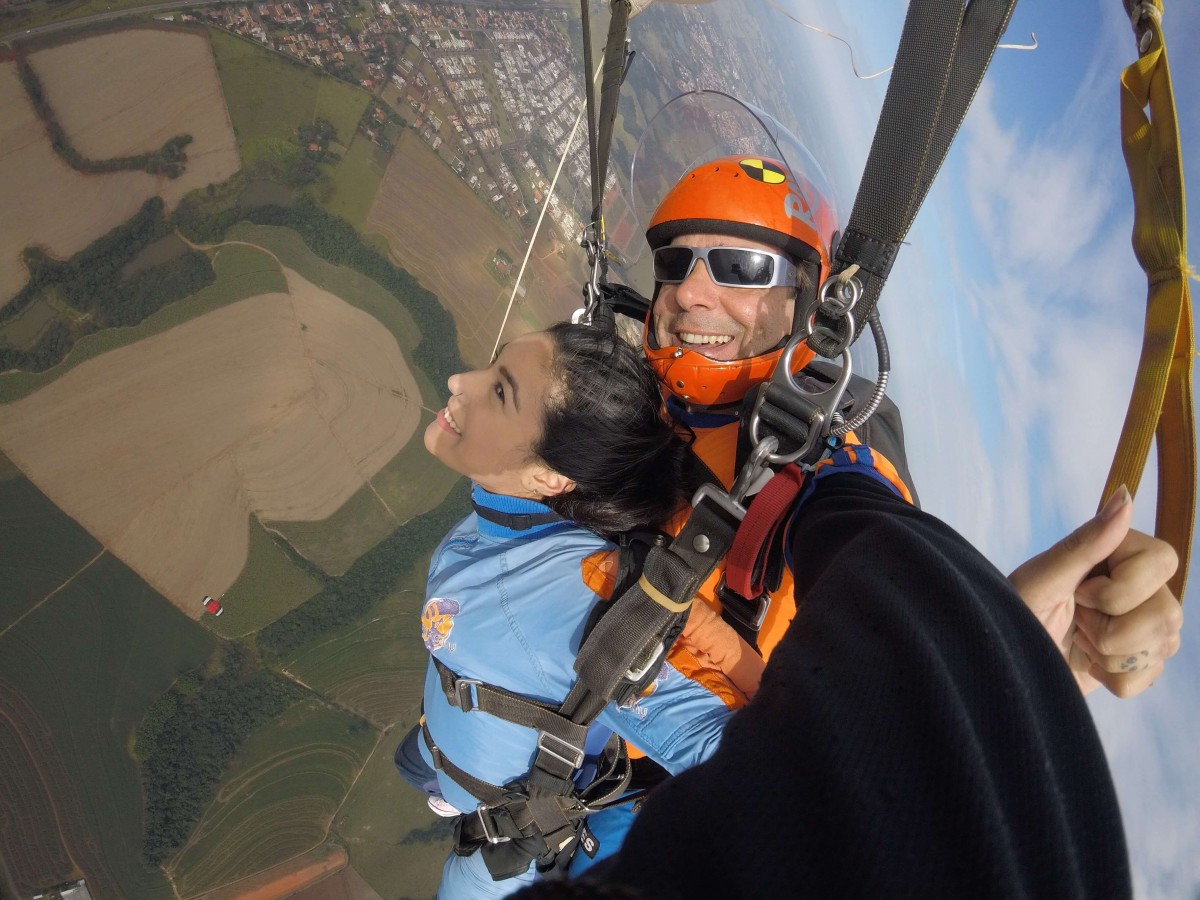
[644,328,816,408]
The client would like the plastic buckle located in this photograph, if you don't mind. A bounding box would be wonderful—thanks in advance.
[537,732,585,770]
[721,588,771,632]
[453,678,481,712]
[475,804,512,844]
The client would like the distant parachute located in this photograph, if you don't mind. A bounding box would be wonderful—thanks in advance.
[202,595,224,616]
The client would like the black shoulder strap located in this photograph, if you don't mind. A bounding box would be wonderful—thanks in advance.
[810,0,1019,357]
[562,492,741,724]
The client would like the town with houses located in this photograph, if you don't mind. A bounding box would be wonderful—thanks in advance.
[2,0,784,257]
[192,0,612,244]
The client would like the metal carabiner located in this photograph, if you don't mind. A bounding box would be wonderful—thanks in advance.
[747,332,853,466]
[727,435,779,508]
[576,222,607,325]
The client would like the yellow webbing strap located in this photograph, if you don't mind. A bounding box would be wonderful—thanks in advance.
[1104,0,1195,601]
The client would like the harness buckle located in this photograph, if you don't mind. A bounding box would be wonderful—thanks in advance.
[474,804,512,844]
[691,483,747,522]
[453,678,482,712]
[537,731,585,770]
[624,640,664,682]
[720,586,771,632]
[747,335,853,467]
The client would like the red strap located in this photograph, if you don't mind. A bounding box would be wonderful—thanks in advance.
[725,465,807,599]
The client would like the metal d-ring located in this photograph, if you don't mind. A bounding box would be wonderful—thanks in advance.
[747,333,854,466]
[816,271,862,318]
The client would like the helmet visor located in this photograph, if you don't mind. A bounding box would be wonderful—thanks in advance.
[652,246,798,289]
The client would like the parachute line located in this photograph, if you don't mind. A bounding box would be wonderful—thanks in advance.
[764,0,1035,80]
[491,63,601,362]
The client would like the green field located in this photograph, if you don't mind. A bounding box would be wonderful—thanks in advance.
[0,254,287,404]
[167,697,378,897]
[208,27,370,168]
[210,241,283,282]
[325,135,390,230]
[207,516,324,638]
[368,415,462,520]
[0,486,215,898]
[270,424,459,576]
[332,722,452,899]
[0,0,163,36]
[284,564,429,728]
[0,474,101,628]
[269,482,397,577]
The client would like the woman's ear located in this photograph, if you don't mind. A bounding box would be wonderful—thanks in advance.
[524,466,576,499]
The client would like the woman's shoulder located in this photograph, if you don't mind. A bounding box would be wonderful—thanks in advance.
[503,525,615,582]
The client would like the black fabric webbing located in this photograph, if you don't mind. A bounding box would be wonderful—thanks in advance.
[581,1,631,230]
[810,0,1019,357]
[563,497,740,721]
[431,656,588,751]
[423,722,508,807]
[471,502,565,531]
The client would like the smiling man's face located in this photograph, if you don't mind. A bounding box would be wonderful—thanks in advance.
[651,233,796,361]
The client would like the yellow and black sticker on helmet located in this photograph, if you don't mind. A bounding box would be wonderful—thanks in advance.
[739,158,787,184]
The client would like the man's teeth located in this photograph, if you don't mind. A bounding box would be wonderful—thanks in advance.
[679,332,733,346]
[444,407,462,434]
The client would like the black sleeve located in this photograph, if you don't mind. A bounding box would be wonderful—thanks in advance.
[574,474,1130,900]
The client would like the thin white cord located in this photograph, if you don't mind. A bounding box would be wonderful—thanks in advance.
[765,0,1036,80]
[491,63,602,361]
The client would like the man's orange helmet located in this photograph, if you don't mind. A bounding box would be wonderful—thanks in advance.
[644,155,839,408]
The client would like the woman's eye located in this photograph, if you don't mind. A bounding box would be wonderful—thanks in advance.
[493,382,505,403]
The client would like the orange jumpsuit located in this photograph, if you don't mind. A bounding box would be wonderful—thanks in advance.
[585,417,914,715]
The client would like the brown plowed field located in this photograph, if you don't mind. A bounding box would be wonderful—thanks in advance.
[0,267,420,616]
[366,131,583,368]
[0,29,239,304]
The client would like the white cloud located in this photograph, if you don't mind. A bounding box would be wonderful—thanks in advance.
[941,68,1149,556]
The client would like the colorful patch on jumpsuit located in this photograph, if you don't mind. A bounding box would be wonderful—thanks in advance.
[421,597,461,652]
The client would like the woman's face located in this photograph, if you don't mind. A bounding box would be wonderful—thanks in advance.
[424,332,564,498]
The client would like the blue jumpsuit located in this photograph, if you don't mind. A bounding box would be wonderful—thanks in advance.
[418,485,733,899]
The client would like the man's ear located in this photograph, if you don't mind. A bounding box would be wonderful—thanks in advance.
[524,466,576,498]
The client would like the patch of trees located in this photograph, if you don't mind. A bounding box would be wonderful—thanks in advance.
[173,196,466,388]
[136,645,308,865]
[297,118,338,148]
[16,57,194,179]
[258,479,470,657]
[0,198,215,373]
[0,322,71,375]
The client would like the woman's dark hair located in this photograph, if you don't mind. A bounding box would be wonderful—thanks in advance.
[534,322,700,536]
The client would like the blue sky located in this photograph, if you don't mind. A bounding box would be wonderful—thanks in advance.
[640,1,1197,894]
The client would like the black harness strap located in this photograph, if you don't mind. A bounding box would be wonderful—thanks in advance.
[424,720,630,880]
[471,502,565,531]
[432,656,588,761]
[581,0,633,234]
[561,494,741,723]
